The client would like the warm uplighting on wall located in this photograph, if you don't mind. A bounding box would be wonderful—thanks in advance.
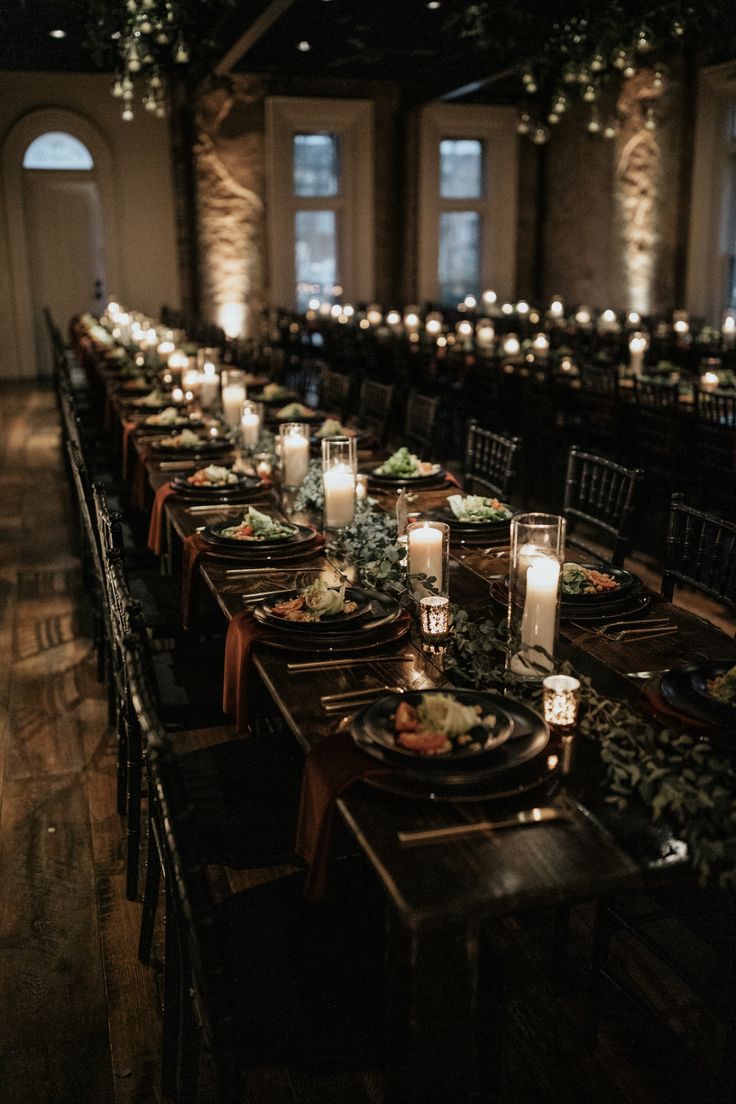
[218,302,247,338]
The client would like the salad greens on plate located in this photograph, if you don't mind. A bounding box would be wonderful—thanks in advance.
[272,578,357,622]
[186,465,239,487]
[221,506,295,541]
[447,494,512,523]
[392,692,499,756]
[707,664,736,705]
[374,447,435,478]
[561,563,619,595]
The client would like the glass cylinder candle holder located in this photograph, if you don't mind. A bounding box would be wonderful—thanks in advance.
[200,361,220,409]
[419,595,451,641]
[542,675,581,732]
[407,521,450,597]
[221,369,247,428]
[507,513,565,679]
[240,400,263,449]
[279,423,310,488]
[321,436,357,530]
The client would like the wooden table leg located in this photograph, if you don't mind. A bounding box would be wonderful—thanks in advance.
[385,909,498,1104]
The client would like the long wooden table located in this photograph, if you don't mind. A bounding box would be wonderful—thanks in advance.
[86,353,736,1103]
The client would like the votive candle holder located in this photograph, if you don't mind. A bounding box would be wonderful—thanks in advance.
[542,674,581,731]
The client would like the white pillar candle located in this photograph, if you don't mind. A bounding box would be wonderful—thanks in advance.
[408,523,444,591]
[282,434,309,486]
[629,334,647,376]
[701,371,720,392]
[200,363,219,409]
[520,555,560,664]
[222,384,246,427]
[183,368,201,399]
[323,464,355,528]
[241,409,261,445]
[723,316,736,350]
[532,333,550,360]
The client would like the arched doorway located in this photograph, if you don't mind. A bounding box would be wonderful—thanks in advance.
[2,109,121,378]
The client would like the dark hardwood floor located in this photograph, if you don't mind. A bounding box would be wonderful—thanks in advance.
[0,383,725,1104]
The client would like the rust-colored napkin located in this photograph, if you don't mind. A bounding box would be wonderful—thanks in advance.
[130,443,153,509]
[147,482,176,556]
[180,532,212,629]
[295,729,389,899]
[222,610,267,735]
[444,469,462,489]
[121,420,138,478]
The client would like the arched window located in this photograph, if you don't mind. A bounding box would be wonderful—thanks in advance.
[22,132,94,170]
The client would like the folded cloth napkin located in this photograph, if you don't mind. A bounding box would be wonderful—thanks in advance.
[147,482,176,556]
[121,420,137,479]
[222,610,267,735]
[130,443,153,509]
[295,729,389,899]
[444,469,462,489]
[181,531,213,630]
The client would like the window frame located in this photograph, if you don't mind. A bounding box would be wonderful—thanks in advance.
[417,103,518,305]
[687,60,736,321]
[265,97,374,309]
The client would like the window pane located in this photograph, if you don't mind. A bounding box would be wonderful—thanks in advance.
[293,133,339,196]
[438,211,480,305]
[23,132,94,170]
[440,139,482,198]
[295,210,338,310]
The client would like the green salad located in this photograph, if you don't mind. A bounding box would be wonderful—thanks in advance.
[707,664,736,705]
[315,418,351,439]
[447,494,512,523]
[561,562,619,595]
[374,447,435,478]
[262,382,289,400]
[221,506,295,541]
[276,401,313,419]
[271,578,357,622]
[160,428,203,448]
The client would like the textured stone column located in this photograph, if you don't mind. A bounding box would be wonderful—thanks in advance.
[194,78,266,337]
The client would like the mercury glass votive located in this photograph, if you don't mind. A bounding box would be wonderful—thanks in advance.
[542,675,581,731]
[419,595,451,640]
[254,452,273,481]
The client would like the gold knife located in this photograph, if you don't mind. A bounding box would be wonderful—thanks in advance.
[397,806,567,845]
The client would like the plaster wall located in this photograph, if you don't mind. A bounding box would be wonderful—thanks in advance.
[0,70,180,378]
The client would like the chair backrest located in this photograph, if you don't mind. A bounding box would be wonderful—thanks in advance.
[563,446,644,566]
[463,421,521,501]
[320,366,351,416]
[359,378,395,441]
[694,388,736,429]
[634,378,680,410]
[126,636,234,1067]
[403,390,440,457]
[662,493,736,614]
[92,481,128,575]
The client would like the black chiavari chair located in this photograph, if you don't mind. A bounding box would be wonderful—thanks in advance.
[463,421,521,501]
[320,364,352,418]
[563,447,644,566]
[359,377,395,443]
[403,390,440,458]
[692,389,736,515]
[661,494,736,621]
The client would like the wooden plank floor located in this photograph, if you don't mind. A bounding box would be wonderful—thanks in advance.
[0,383,724,1104]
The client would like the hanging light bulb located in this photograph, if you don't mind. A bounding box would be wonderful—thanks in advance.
[552,90,569,114]
[603,120,617,139]
[590,48,606,72]
[521,66,535,85]
[525,79,538,94]
[149,70,162,88]
[562,63,577,84]
[644,104,657,131]
[122,107,134,122]
[652,69,665,91]
[671,18,685,37]
[516,111,531,135]
[576,65,591,85]
[623,59,637,78]
[154,104,166,119]
[174,35,189,63]
[141,0,155,8]
[587,108,602,134]
[126,0,137,11]
[548,109,561,124]
[532,125,549,145]
[138,17,152,33]
[111,76,125,98]
[635,26,653,52]
[582,82,599,103]
[124,35,143,73]
[611,46,628,69]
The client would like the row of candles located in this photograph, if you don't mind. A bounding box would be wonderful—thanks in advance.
[296,296,736,350]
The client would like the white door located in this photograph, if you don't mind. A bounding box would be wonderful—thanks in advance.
[23,170,107,375]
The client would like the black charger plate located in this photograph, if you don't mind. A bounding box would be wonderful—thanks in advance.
[150,437,231,459]
[365,464,445,488]
[203,518,303,549]
[660,663,736,730]
[255,586,374,632]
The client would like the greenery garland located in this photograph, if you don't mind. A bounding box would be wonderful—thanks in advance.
[339,505,736,888]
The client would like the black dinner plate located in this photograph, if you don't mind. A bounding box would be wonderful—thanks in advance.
[203,517,302,549]
[560,564,637,604]
[255,598,400,641]
[659,664,736,733]
[490,578,650,623]
[357,689,513,772]
[258,611,410,653]
[170,472,261,496]
[352,692,550,787]
[365,464,445,487]
[139,417,203,433]
[690,662,736,723]
[150,437,231,458]
[254,586,374,631]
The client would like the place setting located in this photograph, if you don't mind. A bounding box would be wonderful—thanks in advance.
[198,504,325,563]
[148,427,232,459]
[640,659,736,747]
[362,446,451,491]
